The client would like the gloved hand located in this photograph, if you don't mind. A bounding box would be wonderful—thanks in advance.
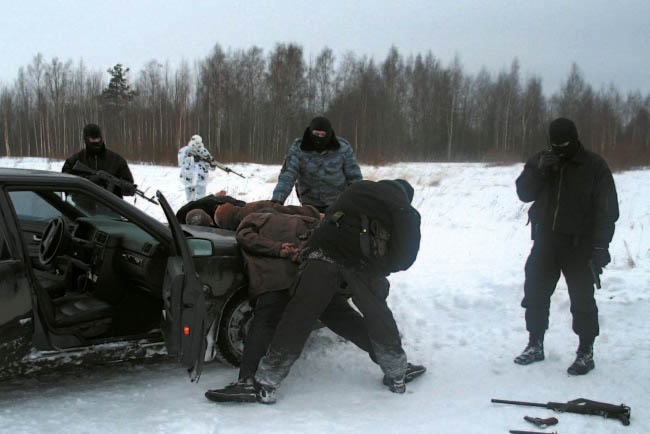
[120,182,137,196]
[591,246,611,269]
[537,151,559,175]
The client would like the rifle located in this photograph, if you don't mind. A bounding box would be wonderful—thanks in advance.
[588,259,602,289]
[71,161,158,205]
[189,151,246,178]
[510,430,557,434]
[492,398,631,426]
[210,159,245,178]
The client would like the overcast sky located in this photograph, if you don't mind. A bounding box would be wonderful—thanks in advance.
[2,0,649,96]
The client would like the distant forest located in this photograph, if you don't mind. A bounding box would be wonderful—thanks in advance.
[1,44,649,168]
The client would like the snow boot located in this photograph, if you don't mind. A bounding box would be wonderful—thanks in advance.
[385,375,406,394]
[205,378,256,403]
[567,347,595,375]
[383,363,426,388]
[514,340,544,365]
[255,381,277,404]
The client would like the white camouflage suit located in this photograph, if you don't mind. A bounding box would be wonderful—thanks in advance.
[178,135,216,201]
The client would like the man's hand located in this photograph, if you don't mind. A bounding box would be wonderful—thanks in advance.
[120,182,137,196]
[537,151,559,174]
[280,243,296,258]
[591,247,611,270]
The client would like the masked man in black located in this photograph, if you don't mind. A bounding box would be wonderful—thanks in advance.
[514,117,619,375]
[62,123,135,198]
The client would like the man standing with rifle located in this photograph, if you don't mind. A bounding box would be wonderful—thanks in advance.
[62,123,135,198]
[514,118,619,375]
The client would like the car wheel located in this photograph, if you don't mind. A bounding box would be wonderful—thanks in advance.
[217,290,252,367]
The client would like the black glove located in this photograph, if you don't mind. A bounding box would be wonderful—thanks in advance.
[120,182,137,197]
[193,154,201,162]
[591,247,611,269]
[537,151,559,175]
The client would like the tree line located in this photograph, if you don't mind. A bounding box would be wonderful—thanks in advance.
[1,44,649,168]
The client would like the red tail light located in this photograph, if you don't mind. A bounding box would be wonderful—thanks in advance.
[183,325,190,335]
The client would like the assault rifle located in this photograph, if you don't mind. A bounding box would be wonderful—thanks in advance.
[492,398,631,426]
[71,161,158,204]
[189,152,245,178]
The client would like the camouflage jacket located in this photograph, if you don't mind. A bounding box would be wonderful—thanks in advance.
[271,136,362,209]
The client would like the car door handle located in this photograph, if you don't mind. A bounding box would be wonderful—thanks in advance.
[32,235,42,242]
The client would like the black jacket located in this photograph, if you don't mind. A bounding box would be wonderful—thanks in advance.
[62,145,134,198]
[307,180,421,274]
[515,144,619,247]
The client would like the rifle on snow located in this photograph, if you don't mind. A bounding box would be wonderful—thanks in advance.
[492,397,631,426]
[189,151,245,178]
[72,161,158,204]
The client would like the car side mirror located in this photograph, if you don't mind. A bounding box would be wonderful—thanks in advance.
[186,238,213,257]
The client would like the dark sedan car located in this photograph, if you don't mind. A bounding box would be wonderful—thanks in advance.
[0,168,252,380]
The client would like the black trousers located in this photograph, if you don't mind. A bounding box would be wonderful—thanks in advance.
[239,290,291,380]
[256,260,406,388]
[239,287,378,380]
[522,233,599,339]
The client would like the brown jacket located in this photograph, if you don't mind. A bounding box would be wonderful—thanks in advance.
[236,211,321,299]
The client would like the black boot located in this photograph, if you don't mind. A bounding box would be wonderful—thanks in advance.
[205,377,256,403]
[514,334,545,365]
[382,363,426,388]
[255,381,277,404]
[567,340,595,375]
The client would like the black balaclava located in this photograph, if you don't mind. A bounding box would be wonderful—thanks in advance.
[83,123,105,156]
[304,116,335,151]
[548,117,580,159]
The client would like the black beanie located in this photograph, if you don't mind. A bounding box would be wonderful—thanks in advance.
[83,123,103,139]
[548,118,578,144]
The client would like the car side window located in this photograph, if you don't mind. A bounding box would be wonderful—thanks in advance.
[9,191,62,222]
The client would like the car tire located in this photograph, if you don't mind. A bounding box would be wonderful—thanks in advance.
[216,290,252,367]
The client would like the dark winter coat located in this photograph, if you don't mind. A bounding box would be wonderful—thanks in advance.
[271,135,362,210]
[306,180,421,275]
[236,212,321,300]
[515,143,619,247]
[62,145,134,198]
[217,200,321,230]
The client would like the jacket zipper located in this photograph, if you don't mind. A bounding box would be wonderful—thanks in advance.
[552,166,564,231]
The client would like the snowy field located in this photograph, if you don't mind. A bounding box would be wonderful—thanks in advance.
[0,157,648,434]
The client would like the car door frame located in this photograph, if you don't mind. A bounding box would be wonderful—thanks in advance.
[156,191,208,382]
[0,188,35,368]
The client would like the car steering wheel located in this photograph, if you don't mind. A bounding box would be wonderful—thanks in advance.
[39,216,69,266]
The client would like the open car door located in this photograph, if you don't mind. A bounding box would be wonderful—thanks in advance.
[157,191,207,382]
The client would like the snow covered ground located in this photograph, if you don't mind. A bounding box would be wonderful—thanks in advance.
[0,157,648,434]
